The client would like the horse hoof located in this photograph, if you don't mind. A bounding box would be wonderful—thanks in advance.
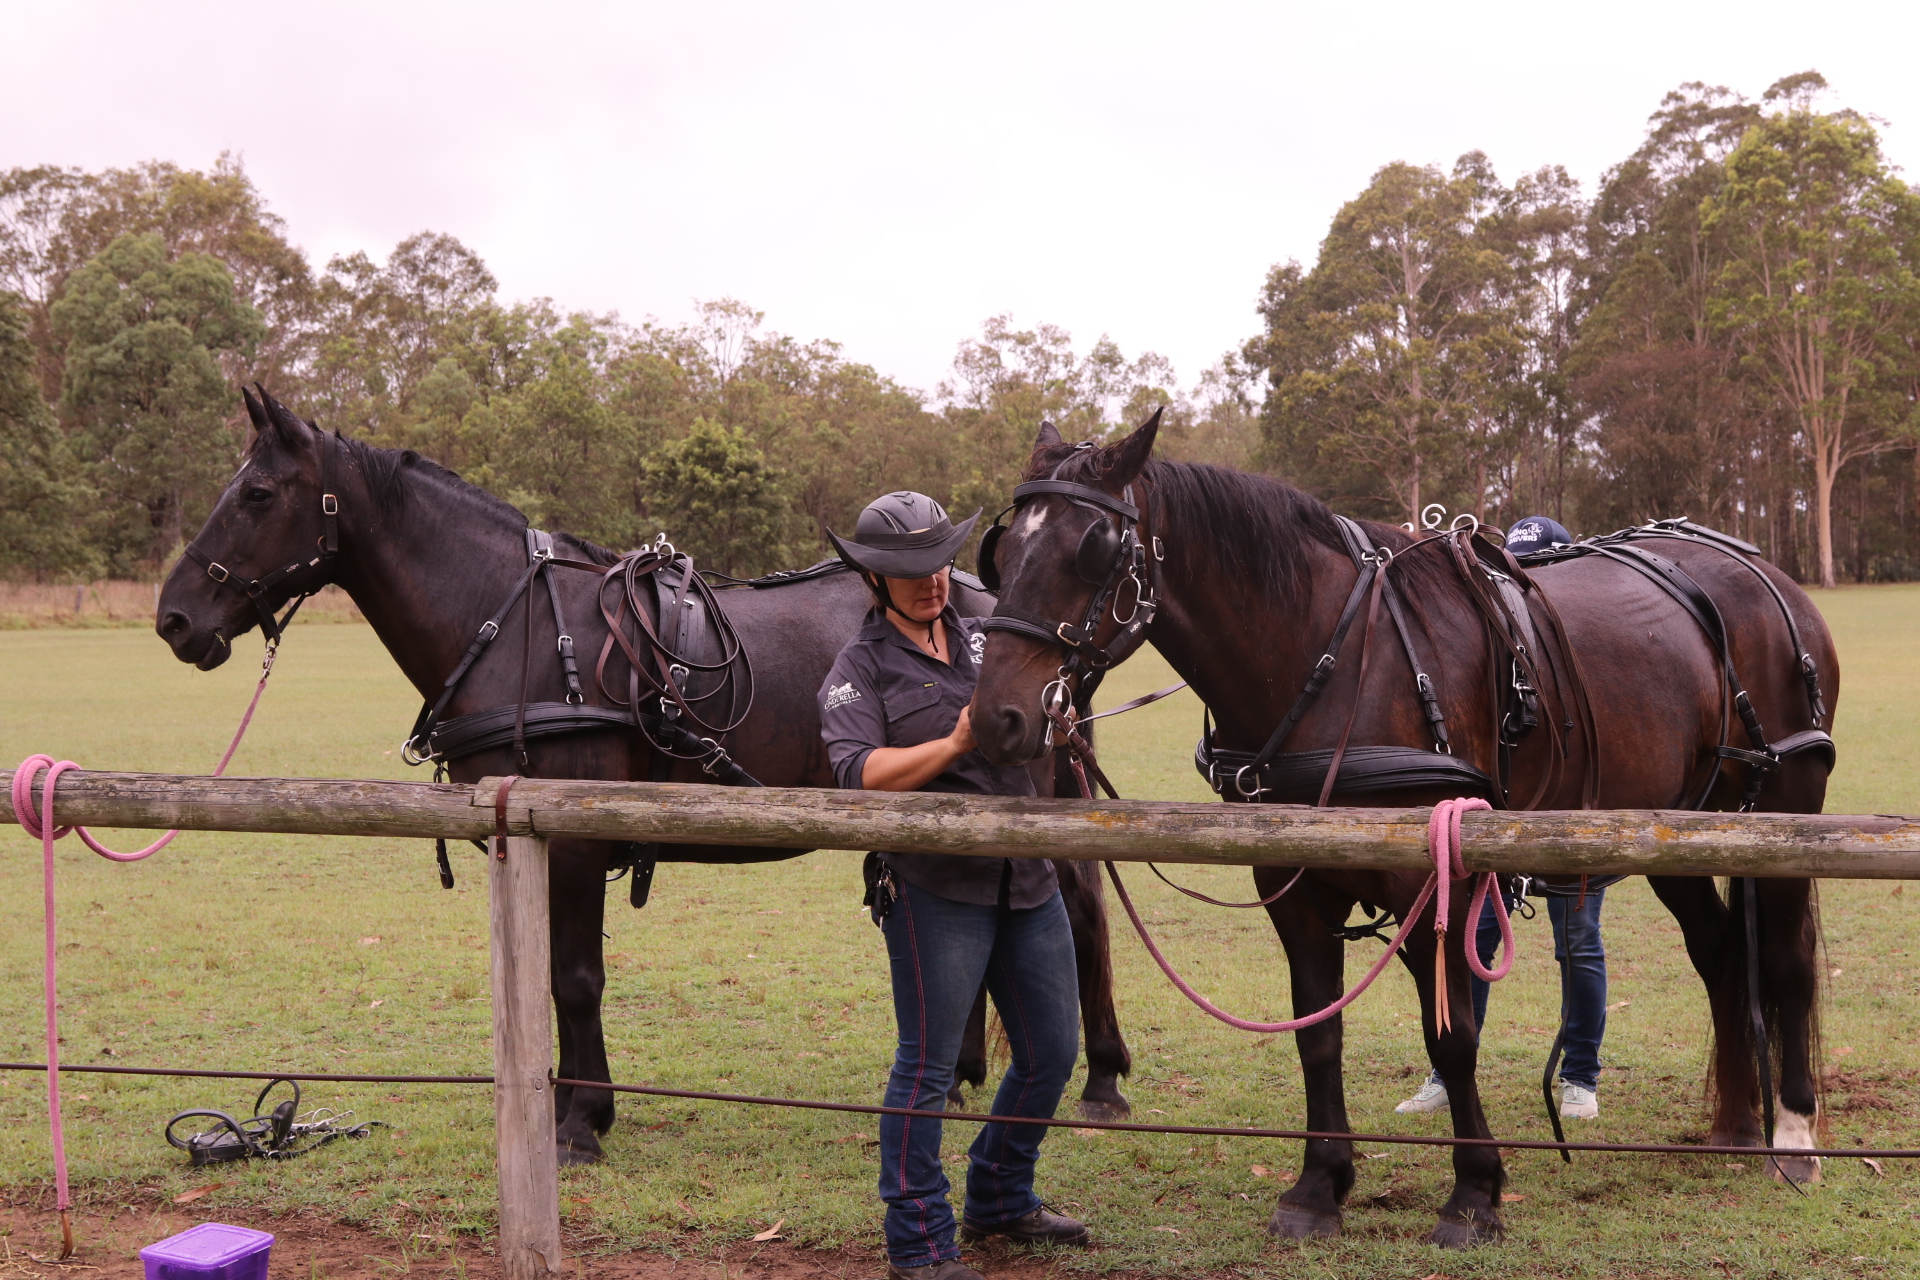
[1770,1154,1822,1185]
[1710,1125,1765,1148]
[557,1134,604,1166]
[1427,1212,1502,1248]
[1267,1206,1341,1239]
[947,1085,969,1109]
[1076,1096,1131,1123]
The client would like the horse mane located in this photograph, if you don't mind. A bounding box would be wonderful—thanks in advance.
[1024,439,1325,601]
[251,427,623,566]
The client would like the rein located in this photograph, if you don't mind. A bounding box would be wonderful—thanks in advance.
[1049,707,1513,1034]
[10,640,284,1259]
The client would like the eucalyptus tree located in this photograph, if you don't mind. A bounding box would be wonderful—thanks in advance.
[1703,72,1920,587]
[1251,153,1517,524]
[51,233,265,567]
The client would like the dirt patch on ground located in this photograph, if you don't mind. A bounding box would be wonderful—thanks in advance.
[0,1199,1124,1280]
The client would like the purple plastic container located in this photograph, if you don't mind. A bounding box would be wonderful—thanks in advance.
[139,1223,274,1280]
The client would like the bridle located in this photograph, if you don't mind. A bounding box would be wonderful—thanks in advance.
[181,428,343,651]
[977,443,1162,716]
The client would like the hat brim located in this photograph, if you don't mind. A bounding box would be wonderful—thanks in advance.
[828,510,980,579]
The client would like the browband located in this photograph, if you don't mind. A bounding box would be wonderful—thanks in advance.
[1008,479,1139,521]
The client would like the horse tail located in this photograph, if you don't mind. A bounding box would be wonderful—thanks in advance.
[1709,876,1826,1139]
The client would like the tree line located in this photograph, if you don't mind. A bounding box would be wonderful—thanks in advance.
[2,70,1915,587]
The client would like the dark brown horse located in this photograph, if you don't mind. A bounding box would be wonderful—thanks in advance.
[970,415,1836,1246]
[154,390,1134,1164]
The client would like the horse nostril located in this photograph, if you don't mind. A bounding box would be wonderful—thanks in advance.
[994,707,1029,757]
[159,610,189,638]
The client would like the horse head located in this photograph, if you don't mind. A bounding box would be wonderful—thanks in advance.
[156,388,342,670]
[970,408,1162,765]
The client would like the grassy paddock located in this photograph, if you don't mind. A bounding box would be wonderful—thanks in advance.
[0,587,1917,1277]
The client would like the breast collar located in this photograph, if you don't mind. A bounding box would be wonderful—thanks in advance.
[181,428,342,646]
[977,445,1161,705]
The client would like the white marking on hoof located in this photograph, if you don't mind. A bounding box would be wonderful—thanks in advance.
[1770,1106,1821,1184]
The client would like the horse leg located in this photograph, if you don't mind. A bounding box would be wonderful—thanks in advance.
[1403,929,1505,1246]
[1648,876,1761,1146]
[951,985,989,1107]
[1757,877,1822,1184]
[1263,875,1356,1239]
[1056,858,1132,1120]
[549,838,614,1165]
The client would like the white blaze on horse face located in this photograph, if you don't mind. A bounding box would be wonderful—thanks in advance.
[1016,504,1051,536]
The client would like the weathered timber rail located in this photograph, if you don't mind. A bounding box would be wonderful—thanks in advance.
[9,766,1920,1276]
[4,768,1919,878]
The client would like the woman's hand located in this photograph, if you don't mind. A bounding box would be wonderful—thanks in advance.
[861,706,976,792]
[947,706,975,755]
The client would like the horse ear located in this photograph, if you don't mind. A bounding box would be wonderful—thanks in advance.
[1034,420,1063,448]
[1104,405,1163,485]
[241,385,271,434]
[258,388,307,444]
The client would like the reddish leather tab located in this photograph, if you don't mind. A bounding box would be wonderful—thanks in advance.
[493,774,522,860]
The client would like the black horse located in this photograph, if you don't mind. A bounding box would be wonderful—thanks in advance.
[155,390,1133,1164]
[971,415,1836,1246]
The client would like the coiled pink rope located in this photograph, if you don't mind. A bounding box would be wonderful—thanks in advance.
[1104,795,1514,1035]
[9,646,278,1256]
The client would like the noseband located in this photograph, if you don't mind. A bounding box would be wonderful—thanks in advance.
[181,430,343,646]
[977,446,1161,704]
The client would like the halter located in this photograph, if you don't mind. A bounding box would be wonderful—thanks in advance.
[181,428,342,647]
[977,445,1161,698]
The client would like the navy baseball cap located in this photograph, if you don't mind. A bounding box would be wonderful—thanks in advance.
[1504,515,1571,555]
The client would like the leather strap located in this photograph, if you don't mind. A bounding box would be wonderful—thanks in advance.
[493,774,521,860]
[1008,479,1139,520]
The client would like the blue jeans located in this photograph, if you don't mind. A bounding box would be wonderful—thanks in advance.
[1548,886,1608,1089]
[877,877,1080,1267]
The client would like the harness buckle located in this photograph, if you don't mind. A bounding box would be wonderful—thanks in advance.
[321,493,339,516]
[206,561,230,583]
[478,619,499,641]
[1151,536,1165,562]
[1055,621,1082,646]
[1233,765,1269,800]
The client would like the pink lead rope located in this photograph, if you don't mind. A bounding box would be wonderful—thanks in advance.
[9,643,280,1259]
[1103,794,1514,1036]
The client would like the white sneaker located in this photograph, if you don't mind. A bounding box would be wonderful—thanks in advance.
[1560,1082,1599,1119]
[1395,1076,1450,1114]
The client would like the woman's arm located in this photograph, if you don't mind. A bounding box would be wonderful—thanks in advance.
[861,707,974,791]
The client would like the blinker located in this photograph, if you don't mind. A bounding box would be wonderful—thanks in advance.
[1075,518,1121,585]
[977,523,1007,592]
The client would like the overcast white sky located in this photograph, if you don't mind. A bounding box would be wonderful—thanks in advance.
[6,1,1917,397]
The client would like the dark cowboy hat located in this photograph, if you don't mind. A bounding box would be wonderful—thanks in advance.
[828,491,980,579]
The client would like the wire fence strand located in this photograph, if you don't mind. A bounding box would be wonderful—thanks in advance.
[3,1061,1913,1161]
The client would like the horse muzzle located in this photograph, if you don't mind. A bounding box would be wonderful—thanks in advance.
[157,609,234,671]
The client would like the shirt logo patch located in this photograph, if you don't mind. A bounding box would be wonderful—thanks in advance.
[824,681,863,711]
[968,632,985,665]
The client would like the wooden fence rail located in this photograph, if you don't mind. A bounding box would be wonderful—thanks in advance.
[4,768,1920,878]
[9,767,1920,1276]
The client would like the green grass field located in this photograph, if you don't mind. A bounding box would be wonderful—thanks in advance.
[1,586,1917,1277]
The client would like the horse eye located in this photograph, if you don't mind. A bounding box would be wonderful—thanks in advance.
[243,487,273,504]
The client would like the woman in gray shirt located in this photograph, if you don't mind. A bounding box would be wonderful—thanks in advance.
[819,491,1087,1280]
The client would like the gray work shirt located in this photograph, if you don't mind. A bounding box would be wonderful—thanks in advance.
[819,606,1056,909]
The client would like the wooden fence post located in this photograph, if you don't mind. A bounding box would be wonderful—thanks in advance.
[491,833,562,1278]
